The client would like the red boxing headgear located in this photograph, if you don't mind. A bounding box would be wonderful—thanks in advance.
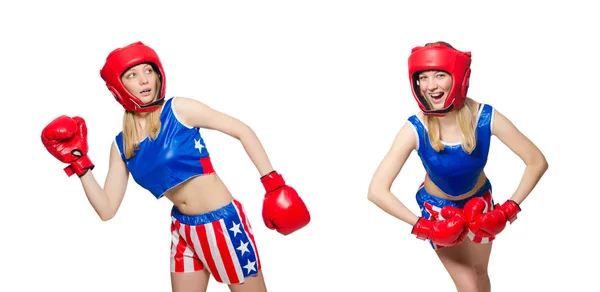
[100,42,167,112]
[408,43,472,116]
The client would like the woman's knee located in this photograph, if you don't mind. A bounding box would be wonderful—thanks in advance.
[451,270,480,292]
[472,262,489,277]
[468,242,493,276]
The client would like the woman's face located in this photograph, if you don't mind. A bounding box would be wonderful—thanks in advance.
[121,63,159,104]
[418,70,452,110]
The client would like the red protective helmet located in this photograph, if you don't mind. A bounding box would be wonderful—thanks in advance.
[100,42,167,112]
[408,43,472,116]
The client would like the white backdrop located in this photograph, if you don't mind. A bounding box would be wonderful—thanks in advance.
[1,0,597,291]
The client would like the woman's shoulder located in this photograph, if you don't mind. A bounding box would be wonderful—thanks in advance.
[409,111,424,122]
[169,96,208,113]
[162,96,198,120]
[466,98,496,119]
[405,112,425,132]
[466,98,482,109]
[167,96,209,129]
[467,98,496,110]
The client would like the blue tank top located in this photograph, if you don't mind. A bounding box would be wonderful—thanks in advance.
[114,97,215,199]
[407,103,494,197]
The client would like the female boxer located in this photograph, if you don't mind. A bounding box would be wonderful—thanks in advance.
[367,42,548,291]
[41,41,310,292]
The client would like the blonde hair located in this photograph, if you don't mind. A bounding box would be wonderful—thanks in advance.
[424,98,477,154]
[122,78,163,159]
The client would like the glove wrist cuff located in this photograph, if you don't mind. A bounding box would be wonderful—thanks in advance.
[411,218,431,241]
[260,171,285,192]
[64,155,95,177]
[501,200,521,224]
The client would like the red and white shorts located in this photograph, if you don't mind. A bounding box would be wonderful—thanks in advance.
[170,199,261,284]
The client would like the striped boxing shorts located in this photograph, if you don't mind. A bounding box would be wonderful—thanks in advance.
[170,199,261,284]
[415,179,496,250]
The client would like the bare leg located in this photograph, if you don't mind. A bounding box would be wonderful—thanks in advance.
[465,240,493,292]
[435,240,478,292]
[228,271,267,292]
[171,270,211,292]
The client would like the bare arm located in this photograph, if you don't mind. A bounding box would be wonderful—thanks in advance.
[368,122,420,226]
[173,97,274,177]
[492,109,548,205]
[79,142,130,221]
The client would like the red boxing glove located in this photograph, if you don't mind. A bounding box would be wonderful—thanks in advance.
[464,198,521,237]
[41,115,95,177]
[261,171,310,236]
[411,206,468,246]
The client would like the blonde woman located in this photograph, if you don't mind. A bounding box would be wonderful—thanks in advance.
[41,41,310,292]
[368,42,548,291]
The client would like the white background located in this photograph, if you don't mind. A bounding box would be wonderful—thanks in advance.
[1,0,598,291]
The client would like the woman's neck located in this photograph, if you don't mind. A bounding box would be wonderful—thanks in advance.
[436,111,457,126]
[133,114,148,133]
[134,111,150,119]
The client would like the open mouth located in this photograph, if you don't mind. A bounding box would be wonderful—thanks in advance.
[430,92,444,100]
[429,92,445,103]
[140,88,152,96]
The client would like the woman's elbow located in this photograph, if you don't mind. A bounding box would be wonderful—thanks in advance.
[100,215,114,222]
[539,158,549,174]
[99,210,116,222]
[535,152,549,172]
[367,186,383,202]
[526,153,548,174]
[541,157,549,170]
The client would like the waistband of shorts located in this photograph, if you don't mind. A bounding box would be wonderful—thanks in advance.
[171,199,238,226]
[417,179,492,204]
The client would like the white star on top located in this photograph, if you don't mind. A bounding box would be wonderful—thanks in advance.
[229,222,241,237]
[243,259,256,274]
[236,240,250,256]
[194,138,204,153]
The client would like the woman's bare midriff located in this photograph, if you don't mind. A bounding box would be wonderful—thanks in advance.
[423,172,488,201]
[164,173,234,215]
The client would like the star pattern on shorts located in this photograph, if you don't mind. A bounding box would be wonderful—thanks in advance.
[226,220,257,276]
[229,222,242,237]
[243,259,256,274]
[236,240,249,255]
